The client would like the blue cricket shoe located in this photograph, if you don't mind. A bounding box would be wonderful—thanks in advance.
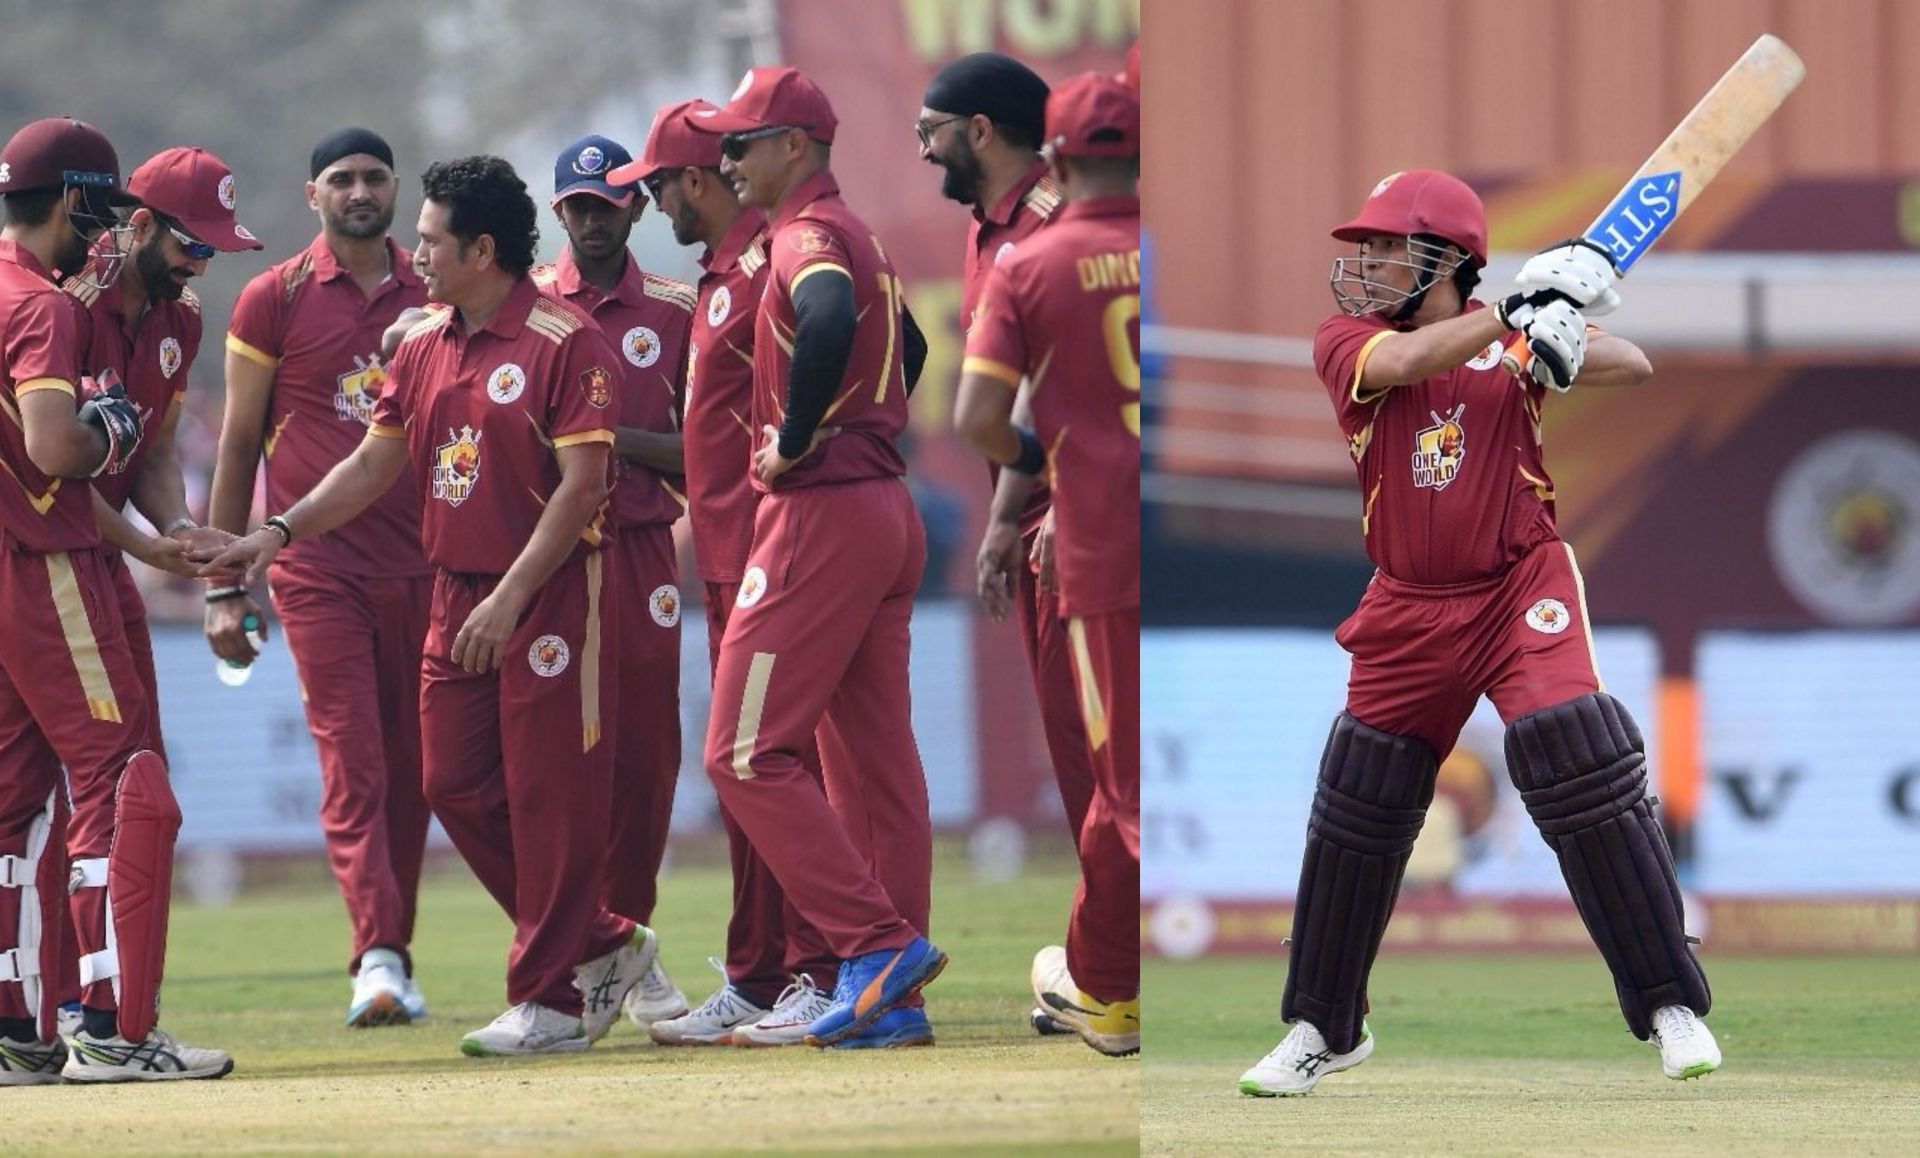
[803,936,947,1047]
[828,1005,934,1050]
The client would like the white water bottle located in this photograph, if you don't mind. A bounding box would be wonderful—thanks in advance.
[214,612,267,687]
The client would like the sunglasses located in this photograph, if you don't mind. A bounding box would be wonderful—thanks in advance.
[641,169,684,200]
[913,114,965,147]
[718,125,799,162]
[167,223,217,260]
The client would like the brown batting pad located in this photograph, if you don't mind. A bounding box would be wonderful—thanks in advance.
[1505,692,1711,1039]
[1280,713,1439,1055]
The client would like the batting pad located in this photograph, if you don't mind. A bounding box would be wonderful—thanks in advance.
[1505,693,1711,1039]
[1281,713,1439,1055]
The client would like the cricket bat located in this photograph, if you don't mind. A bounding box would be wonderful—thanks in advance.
[1502,33,1807,376]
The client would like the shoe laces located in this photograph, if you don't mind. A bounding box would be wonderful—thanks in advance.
[685,960,754,1020]
[1652,1005,1702,1044]
[768,973,826,1016]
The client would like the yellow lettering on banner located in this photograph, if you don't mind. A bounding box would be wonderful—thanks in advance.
[900,0,1138,60]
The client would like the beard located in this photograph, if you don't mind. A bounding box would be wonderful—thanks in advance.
[324,200,395,240]
[937,142,984,205]
[135,236,187,301]
[53,227,97,279]
[669,199,701,247]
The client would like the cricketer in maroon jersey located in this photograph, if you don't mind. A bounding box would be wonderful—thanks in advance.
[1237,167,1714,1096]
[605,100,839,1042]
[535,131,695,1028]
[698,65,946,1049]
[208,129,436,1029]
[205,156,653,1058]
[0,116,232,1080]
[955,70,1141,1058]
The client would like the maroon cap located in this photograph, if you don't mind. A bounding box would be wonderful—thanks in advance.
[129,147,263,252]
[609,99,726,185]
[697,67,838,144]
[1045,72,1139,159]
[0,117,138,205]
[1331,169,1488,266]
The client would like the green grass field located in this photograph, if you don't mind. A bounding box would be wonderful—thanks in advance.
[7,842,1136,1155]
[1144,952,1920,1155]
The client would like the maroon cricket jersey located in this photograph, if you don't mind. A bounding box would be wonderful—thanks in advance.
[371,276,618,576]
[65,276,202,512]
[533,248,691,530]
[1314,301,1559,585]
[964,195,1141,618]
[751,171,909,494]
[684,209,769,584]
[965,160,1063,538]
[227,235,430,577]
[0,239,95,551]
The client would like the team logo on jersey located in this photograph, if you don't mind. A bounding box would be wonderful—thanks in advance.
[487,362,527,404]
[707,285,731,326]
[1768,429,1920,625]
[649,584,681,627]
[1465,340,1504,371]
[1525,598,1572,635]
[217,173,236,210]
[995,241,1016,265]
[573,146,607,175]
[334,354,386,424]
[789,227,832,255]
[431,425,482,506]
[580,365,612,408]
[158,336,183,379]
[1411,404,1466,491]
[528,634,571,677]
[622,325,662,368]
[738,565,768,608]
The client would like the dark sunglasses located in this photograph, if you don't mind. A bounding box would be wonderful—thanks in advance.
[641,169,685,200]
[718,125,799,162]
[166,223,217,260]
[913,115,965,147]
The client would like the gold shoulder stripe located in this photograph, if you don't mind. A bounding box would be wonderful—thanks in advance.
[531,263,560,289]
[641,273,696,313]
[61,275,101,306]
[524,314,575,346]
[1024,178,1062,219]
[281,253,315,301]
[527,298,584,340]
[738,241,768,279]
[179,285,201,314]
[400,308,452,345]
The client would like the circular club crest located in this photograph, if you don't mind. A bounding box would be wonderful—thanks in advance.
[1524,598,1572,635]
[158,336,183,379]
[1465,340,1505,371]
[649,584,682,627]
[788,227,832,255]
[623,325,663,368]
[487,362,527,404]
[1768,429,1920,625]
[574,146,606,175]
[216,172,237,210]
[737,565,768,608]
[528,634,571,678]
[706,285,731,327]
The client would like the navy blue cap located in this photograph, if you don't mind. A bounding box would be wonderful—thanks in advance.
[552,134,637,206]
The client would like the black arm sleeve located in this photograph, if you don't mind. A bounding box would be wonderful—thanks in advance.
[901,303,927,397]
[778,269,858,461]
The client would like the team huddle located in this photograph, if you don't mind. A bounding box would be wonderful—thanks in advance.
[0,46,1140,1083]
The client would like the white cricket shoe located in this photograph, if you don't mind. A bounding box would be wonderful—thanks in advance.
[574,924,659,1041]
[0,1035,67,1086]
[1238,1019,1373,1096]
[401,974,429,1021]
[1030,946,1139,1057]
[732,973,834,1048]
[622,954,689,1028]
[1650,1004,1721,1080]
[459,1002,589,1057]
[347,947,410,1028]
[62,1026,234,1082]
[648,958,768,1046]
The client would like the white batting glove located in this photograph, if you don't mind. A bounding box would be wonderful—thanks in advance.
[1522,300,1588,391]
[1516,238,1621,316]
